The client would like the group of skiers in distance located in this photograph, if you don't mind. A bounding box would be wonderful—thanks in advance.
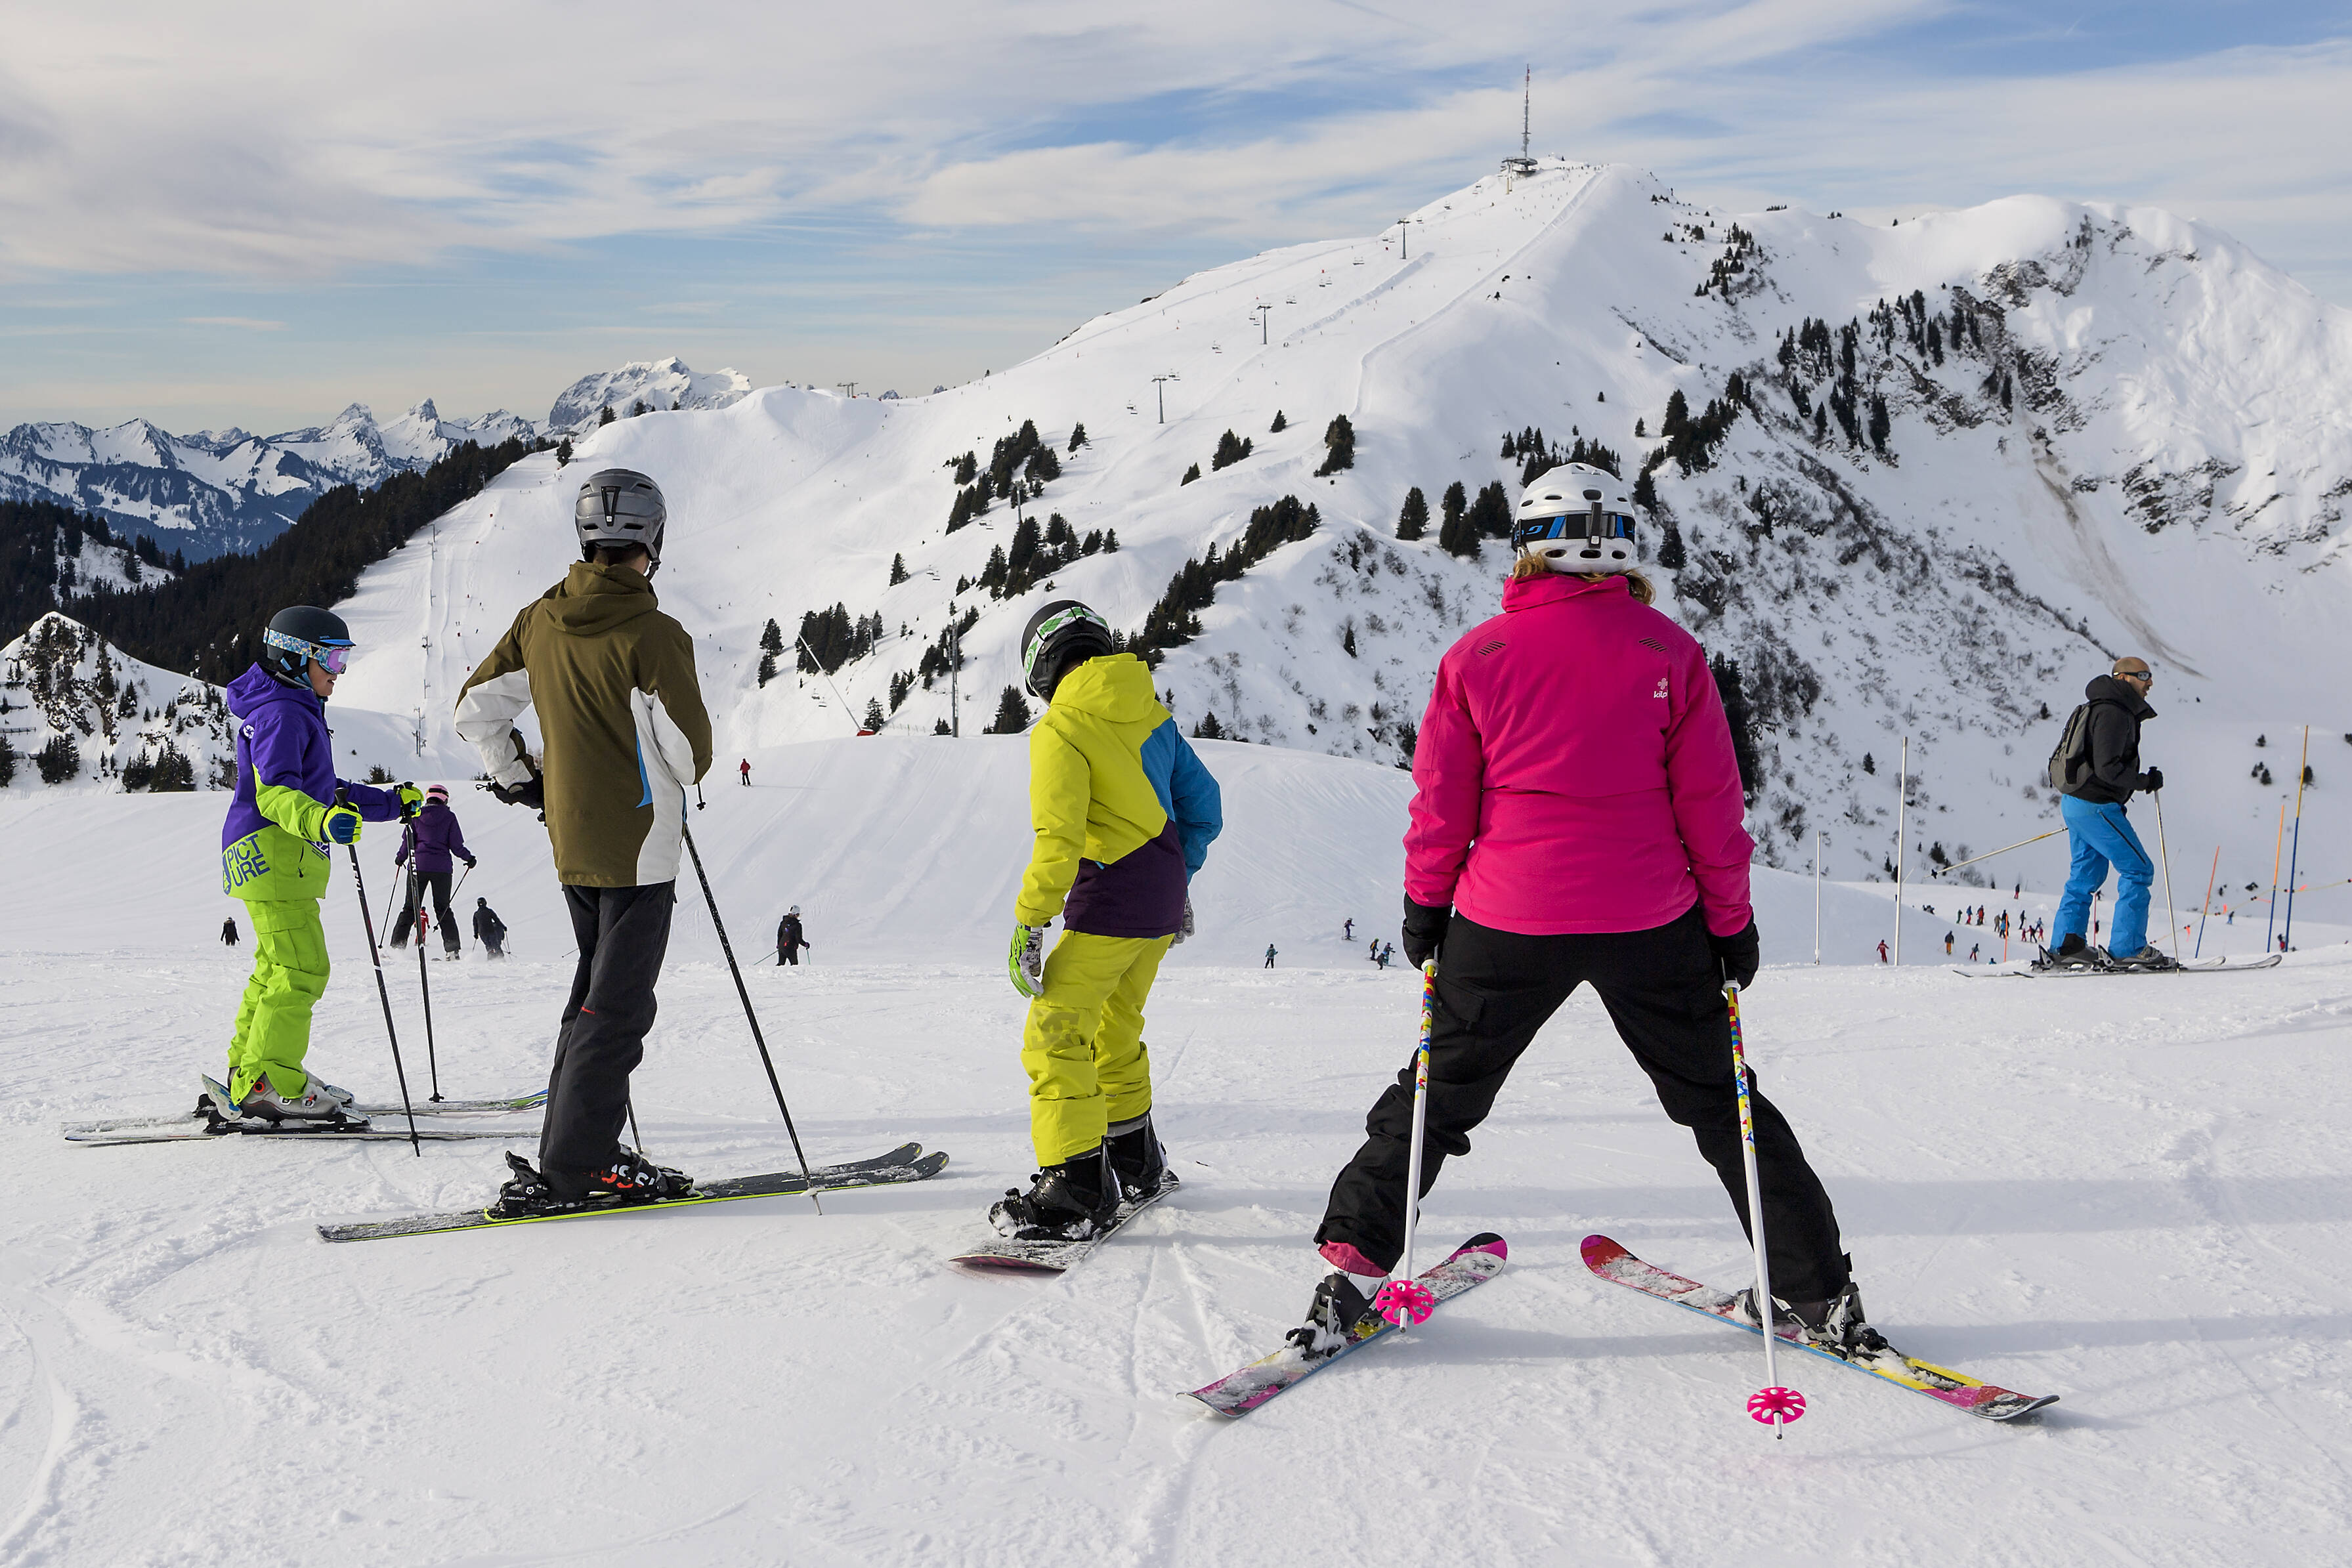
[193,454,2217,1373]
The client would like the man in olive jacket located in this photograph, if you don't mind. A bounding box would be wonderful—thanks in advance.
[455,468,714,1210]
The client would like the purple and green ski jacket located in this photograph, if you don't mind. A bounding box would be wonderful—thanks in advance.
[220,664,402,902]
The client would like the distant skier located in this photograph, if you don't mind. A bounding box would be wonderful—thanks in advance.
[1288,464,1894,1370]
[1877,938,1889,964]
[1969,943,1980,963]
[994,600,1222,1244]
[388,784,475,958]
[739,757,751,786]
[776,906,809,965]
[456,467,713,1214]
[221,917,239,948]
[472,897,508,959]
[218,606,414,1118]
[1264,943,1278,968]
[1344,918,1354,941]
[2047,657,2172,971]
[1377,941,1394,970]
[1944,931,1954,955]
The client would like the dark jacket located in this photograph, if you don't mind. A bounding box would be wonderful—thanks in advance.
[777,914,806,952]
[394,801,474,875]
[2072,675,2156,805]
[473,904,506,944]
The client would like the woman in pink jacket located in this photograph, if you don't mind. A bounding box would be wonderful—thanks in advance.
[1289,463,1886,1366]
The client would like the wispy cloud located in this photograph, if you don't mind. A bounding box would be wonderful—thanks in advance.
[180,316,287,330]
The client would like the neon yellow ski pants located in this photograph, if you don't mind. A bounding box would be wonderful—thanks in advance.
[1021,931,1171,1166]
[226,898,330,1101]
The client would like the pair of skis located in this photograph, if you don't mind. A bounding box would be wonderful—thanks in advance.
[62,1083,551,1145]
[1958,952,2281,978]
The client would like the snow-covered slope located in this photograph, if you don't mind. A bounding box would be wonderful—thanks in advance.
[328,160,2348,902]
[544,356,752,433]
[0,612,234,794]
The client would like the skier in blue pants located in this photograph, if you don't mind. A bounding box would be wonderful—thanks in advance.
[2049,657,2171,970]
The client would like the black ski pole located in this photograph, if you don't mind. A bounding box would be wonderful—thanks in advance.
[379,874,401,949]
[680,817,819,1212]
[337,789,421,1155]
[402,818,444,1101]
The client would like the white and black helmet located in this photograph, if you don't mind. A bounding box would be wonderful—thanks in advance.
[1512,462,1641,575]
[574,468,667,576]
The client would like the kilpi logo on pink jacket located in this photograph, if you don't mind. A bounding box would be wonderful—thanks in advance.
[1403,572,1754,938]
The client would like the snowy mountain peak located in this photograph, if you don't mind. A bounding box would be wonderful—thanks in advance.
[545,357,752,433]
[0,612,232,792]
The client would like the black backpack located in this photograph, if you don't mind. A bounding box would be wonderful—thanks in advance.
[2046,699,2122,797]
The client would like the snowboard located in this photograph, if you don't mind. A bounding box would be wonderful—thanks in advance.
[64,1087,547,1139]
[318,1142,950,1242]
[1957,953,2281,978]
[951,1175,1178,1273]
[1582,1235,2057,1422]
[1183,1234,1509,1418]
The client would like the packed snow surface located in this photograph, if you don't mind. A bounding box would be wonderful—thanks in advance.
[1,738,2348,1564]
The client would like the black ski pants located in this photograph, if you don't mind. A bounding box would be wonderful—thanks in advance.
[1316,906,1850,1301]
[540,882,675,1180]
[391,869,459,954]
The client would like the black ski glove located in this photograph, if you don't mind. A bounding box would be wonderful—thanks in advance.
[2140,767,2164,793]
[490,776,545,811]
[461,855,479,870]
[1400,896,1451,970]
[1709,919,1761,990]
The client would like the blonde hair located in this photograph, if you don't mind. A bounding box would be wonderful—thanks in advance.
[1508,555,1655,604]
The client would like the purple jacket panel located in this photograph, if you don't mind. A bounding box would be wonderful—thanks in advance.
[221,664,400,849]
[394,802,473,874]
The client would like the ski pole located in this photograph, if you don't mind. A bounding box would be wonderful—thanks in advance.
[2194,846,2218,960]
[1728,983,1804,1436]
[1374,961,1441,1337]
[337,790,421,1155]
[2284,726,2309,952]
[680,817,821,1212]
[2152,788,2181,965]
[452,863,473,901]
[1928,828,2063,878]
[402,819,443,1101]
[379,874,401,948]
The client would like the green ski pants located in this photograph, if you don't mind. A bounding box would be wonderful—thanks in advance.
[227,898,330,1101]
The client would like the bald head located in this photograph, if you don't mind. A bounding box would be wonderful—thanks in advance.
[2112,656,2153,692]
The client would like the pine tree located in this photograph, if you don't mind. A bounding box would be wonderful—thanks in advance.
[761,618,784,657]
[1067,422,1088,452]
[35,734,79,785]
[1396,486,1429,541]
[1341,623,1358,657]
[1181,463,1201,486]
[598,406,616,427]
[1868,392,1891,454]
[1269,410,1287,433]
[1315,414,1356,476]
[863,697,886,731]
[1468,480,1512,540]
[1211,429,1252,471]
[0,732,14,788]
[889,553,909,586]
[630,400,649,418]
[987,685,1033,734]
[1657,519,1687,570]
[1438,481,1475,558]
[1711,654,1760,801]
[555,436,574,467]
[1102,530,1120,553]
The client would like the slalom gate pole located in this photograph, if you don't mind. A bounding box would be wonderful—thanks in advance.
[2194,847,2219,959]
[1929,828,2064,879]
[2284,727,2310,953]
[1374,962,1442,1338]
[403,820,442,1101]
[337,791,421,1155]
[681,817,821,1212]
[1728,985,1801,1434]
[2152,790,2181,965]
[2266,799,2286,954]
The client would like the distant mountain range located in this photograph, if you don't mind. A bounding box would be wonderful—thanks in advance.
[0,357,750,561]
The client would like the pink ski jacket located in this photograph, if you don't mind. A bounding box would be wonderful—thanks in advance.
[1403,572,1754,937]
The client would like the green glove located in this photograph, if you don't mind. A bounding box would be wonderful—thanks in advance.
[1009,922,1046,999]
[396,783,425,818]
[323,805,364,845]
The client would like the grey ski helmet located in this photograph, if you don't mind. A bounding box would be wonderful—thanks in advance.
[1021,600,1115,701]
[574,468,667,575]
[1512,462,1641,574]
[262,605,354,683]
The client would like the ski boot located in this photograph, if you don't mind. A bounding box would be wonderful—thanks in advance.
[2109,945,2181,972]
[562,1147,695,1205]
[1284,1270,1383,1360]
[2042,934,2107,971]
[1104,1112,1180,1204]
[490,1152,566,1218]
[1736,1279,1902,1371]
[989,1149,1117,1242]
[236,1073,350,1122]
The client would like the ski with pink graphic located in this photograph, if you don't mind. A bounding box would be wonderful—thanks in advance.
[1182,1233,1507,1418]
[1582,1235,2057,1422]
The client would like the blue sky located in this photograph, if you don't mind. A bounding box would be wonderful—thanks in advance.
[1,1,2345,433]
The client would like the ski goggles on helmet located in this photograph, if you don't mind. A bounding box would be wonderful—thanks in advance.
[264,628,354,673]
[1021,604,1113,688]
[1511,507,1636,552]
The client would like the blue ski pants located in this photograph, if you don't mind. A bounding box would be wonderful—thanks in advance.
[2056,795,2152,956]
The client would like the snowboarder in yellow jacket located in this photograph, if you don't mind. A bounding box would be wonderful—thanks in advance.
[994,601,1222,1242]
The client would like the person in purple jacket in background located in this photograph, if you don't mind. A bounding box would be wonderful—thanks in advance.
[389,784,477,958]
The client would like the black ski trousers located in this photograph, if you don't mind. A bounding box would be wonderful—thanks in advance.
[1316,906,1850,1301]
[540,882,675,1180]
[391,869,459,954]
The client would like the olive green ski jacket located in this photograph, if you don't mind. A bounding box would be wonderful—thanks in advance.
[455,561,713,887]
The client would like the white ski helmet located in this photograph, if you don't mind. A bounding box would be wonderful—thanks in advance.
[1512,463,1641,575]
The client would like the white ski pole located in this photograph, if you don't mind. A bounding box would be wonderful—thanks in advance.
[1728,983,1804,1436]
[1374,961,1441,1337]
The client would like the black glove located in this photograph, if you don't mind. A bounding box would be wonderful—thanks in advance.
[490,777,545,810]
[1400,896,1451,970]
[2140,767,2164,793]
[461,855,479,870]
[1708,919,1761,990]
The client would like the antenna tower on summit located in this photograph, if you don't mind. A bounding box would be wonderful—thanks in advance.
[1502,66,1538,179]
